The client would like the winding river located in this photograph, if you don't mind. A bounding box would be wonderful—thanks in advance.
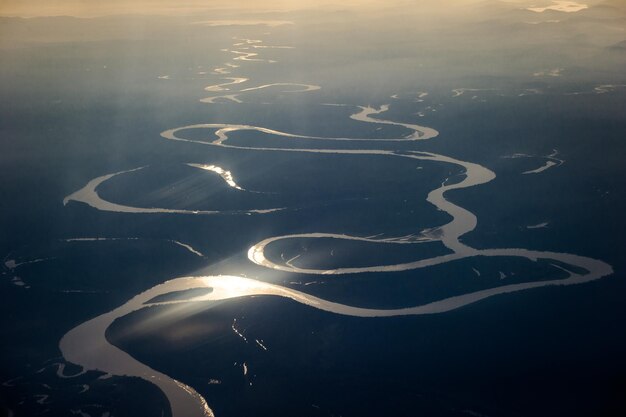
[60,36,613,417]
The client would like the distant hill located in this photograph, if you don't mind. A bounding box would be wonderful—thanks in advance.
[608,40,626,50]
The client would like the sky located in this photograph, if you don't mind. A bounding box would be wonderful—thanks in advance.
[3,0,590,18]
[0,0,409,17]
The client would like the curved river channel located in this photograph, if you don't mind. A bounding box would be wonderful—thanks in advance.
[60,37,613,417]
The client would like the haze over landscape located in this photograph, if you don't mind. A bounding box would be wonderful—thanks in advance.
[1,1,625,416]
